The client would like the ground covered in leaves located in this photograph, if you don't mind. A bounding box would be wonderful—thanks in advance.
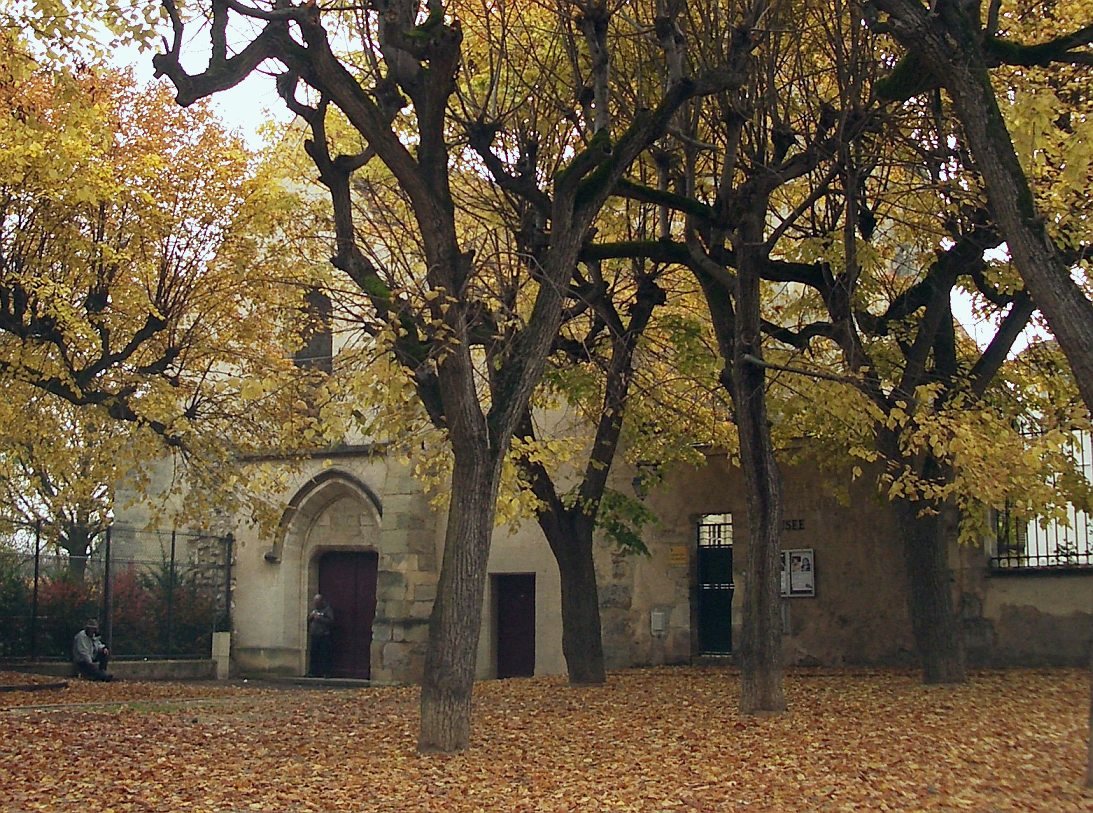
[0,667,1089,812]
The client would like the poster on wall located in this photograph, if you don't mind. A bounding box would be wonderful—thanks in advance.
[780,549,815,597]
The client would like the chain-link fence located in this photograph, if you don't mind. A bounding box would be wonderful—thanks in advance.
[0,525,232,661]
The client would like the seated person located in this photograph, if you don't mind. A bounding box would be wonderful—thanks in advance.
[72,618,113,681]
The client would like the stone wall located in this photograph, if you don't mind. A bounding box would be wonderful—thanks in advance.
[958,548,1092,667]
[636,450,1090,669]
[628,452,917,669]
[228,455,441,684]
[117,444,1091,682]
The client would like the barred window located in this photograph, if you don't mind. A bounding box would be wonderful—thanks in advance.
[990,430,1092,571]
[697,513,733,548]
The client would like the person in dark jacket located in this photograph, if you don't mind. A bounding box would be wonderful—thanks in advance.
[307,594,335,678]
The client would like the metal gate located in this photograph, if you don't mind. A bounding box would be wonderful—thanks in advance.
[696,514,734,654]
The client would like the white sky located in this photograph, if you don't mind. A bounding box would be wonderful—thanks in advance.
[116,42,291,149]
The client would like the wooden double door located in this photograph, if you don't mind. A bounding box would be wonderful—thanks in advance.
[316,551,378,679]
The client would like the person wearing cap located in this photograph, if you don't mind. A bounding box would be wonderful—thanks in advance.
[72,619,113,681]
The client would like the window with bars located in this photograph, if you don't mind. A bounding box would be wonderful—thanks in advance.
[990,430,1092,571]
[697,513,733,550]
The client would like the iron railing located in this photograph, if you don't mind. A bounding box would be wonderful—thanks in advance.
[991,430,1092,571]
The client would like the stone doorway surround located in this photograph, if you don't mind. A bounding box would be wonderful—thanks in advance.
[265,466,439,684]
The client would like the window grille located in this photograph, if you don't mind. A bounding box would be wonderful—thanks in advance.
[697,513,733,549]
[990,430,1092,571]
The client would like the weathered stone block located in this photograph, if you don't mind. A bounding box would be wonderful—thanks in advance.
[384,553,419,573]
[405,531,435,557]
[379,530,410,555]
[395,512,426,531]
[382,600,413,619]
[413,583,437,602]
[392,620,430,643]
[599,583,632,609]
[381,641,426,681]
[377,571,406,596]
[369,623,391,643]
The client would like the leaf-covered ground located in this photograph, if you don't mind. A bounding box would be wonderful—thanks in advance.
[0,667,1089,812]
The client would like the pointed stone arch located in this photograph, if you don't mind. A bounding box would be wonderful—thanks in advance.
[265,469,385,678]
[264,469,382,563]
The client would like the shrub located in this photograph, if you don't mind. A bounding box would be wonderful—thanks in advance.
[107,560,218,658]
[36,574,99,658]
[0,547,31,657]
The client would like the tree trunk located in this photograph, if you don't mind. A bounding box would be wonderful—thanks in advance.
[62,527,93,581]
[895,498,966,684]
[67,553,89,581]
[733,361,786,714]
[733,217,786,715]
[1086,647,1092,788]
[945,74,1093,412]
[540,510,606,685]
[418,449,503,753]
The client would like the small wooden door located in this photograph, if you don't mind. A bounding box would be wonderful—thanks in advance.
[494,574,535,678]
[317,551,378,678]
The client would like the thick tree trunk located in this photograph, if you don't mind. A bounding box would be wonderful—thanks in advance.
[418,449,503,753]
[733,218,786,715]
[67,553,89,581]
[62,528,93,581]
[734,393,786,712]
[540,511,606,685]
[895,499,966,684]
[1087,659,1092,787]
[733,360,786,714]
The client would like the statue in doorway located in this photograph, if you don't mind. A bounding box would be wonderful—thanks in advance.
[307,593,335,678]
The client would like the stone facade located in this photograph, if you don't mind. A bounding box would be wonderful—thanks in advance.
[641,451,1091,670]
[117,446,1092,682]
[231,455,441,683]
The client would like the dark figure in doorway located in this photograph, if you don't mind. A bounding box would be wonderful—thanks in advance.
[308,593,335,678]
[72,618,113,681]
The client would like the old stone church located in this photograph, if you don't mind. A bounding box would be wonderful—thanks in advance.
[114,435,1092,683]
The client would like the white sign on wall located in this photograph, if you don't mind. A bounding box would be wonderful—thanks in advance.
[780,548,815,597]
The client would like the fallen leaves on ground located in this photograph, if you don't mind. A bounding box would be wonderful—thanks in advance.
[0,667,1089,812]
[0,671,62,690]
[0,671,265,705]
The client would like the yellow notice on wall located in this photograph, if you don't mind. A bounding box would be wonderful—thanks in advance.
[668,546,689,567]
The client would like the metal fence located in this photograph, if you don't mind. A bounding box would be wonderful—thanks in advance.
[0,525,232,661]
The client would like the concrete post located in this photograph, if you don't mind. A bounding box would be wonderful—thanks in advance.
[212,631,232,680]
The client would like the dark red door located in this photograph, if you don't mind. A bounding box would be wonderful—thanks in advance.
[317,551,378,679]
[495,574,535,678]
